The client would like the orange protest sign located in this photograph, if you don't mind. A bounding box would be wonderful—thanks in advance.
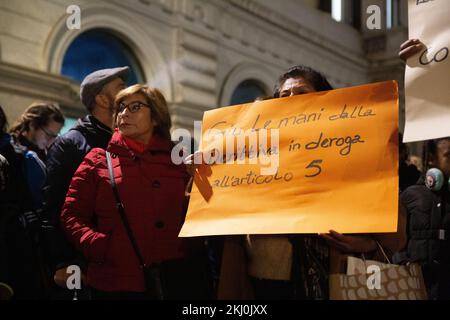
[179,81,399,237]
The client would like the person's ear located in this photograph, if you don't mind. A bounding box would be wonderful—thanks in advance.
[94,94,109,109]
[27,122,38,135]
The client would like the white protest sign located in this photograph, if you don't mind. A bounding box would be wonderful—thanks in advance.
[403,0,450,142]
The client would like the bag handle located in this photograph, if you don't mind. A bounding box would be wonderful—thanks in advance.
[358,239,392,271]
[374,240,392,264]
[106,151,147,269]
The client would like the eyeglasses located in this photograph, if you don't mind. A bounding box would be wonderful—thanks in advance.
[117,101,151,114]
[40,126,59,139]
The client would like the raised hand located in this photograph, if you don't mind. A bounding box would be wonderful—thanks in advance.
[399,39,424,61]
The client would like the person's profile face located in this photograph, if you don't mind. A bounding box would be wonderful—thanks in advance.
[30,119,63,150]
[434,139,450,178]
[99,78,127,115]
[279,77,316,98]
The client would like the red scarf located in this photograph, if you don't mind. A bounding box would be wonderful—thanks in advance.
[112,129,172,154]
[122,135,152,154]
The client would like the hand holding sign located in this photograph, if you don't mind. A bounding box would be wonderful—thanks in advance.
[320,230,377,254]
[399,39,424,61]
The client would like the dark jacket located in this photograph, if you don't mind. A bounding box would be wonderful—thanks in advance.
[60,131,192,292]
[399,163,421,193]
[0,133,50,299]
[0,134,34,212]
[43,115,112,271]
[399,178,450,299]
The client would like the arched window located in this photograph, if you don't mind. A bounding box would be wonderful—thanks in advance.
[230,80,267,105]
[61,29,144,85]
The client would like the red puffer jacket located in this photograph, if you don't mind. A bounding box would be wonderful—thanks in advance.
[61,131,189,292]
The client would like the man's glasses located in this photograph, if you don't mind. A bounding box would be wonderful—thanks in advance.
[117,101,151,114]
[40,127,59,139]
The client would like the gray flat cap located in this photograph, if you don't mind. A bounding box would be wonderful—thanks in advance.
[80,66,130,110]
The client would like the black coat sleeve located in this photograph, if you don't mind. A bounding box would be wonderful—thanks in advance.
[43,135,85,272]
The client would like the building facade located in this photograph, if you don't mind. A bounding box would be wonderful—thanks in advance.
[0,0,412,147]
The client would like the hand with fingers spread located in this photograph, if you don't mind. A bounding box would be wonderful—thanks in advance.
[399,38,425,61]
[319,230,377,254]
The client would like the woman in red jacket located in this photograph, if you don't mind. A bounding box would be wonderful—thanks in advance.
[61,84,210,299]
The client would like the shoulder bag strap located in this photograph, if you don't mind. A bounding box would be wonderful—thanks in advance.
[106,151,147,269]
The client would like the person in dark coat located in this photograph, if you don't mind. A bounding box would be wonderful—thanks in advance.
[1,103,64,299]
[397,137,450,299]
[42,67,128,297]
[60,84,212,299]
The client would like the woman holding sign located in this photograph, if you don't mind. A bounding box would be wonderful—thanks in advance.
[215,65,407,300]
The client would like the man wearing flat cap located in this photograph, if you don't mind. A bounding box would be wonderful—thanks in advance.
[42,67,129,299]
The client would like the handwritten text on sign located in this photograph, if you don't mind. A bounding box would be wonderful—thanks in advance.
[403,0,450,142]
[180,81,399,237]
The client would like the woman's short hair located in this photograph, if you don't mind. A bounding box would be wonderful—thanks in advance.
[9,102,65,137]
[114,85,172,140]
[274,65,333,97]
